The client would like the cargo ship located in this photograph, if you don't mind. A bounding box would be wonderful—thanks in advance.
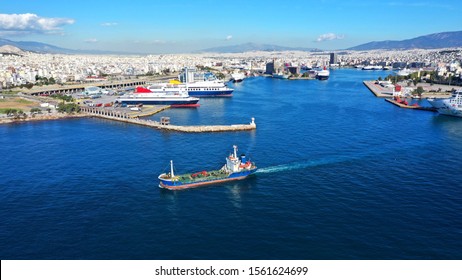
[158,145,257,190]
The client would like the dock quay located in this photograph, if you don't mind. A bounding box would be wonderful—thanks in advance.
[385,98,437,112]
[80,105,170,118]
[80,107,256,133]
[363,81,394,97]
[128,105,170,118]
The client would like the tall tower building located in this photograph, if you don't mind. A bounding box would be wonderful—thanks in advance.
[330,53,338,65]
[265,61,275,74]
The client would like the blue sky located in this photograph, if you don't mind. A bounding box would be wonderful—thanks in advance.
[1,0,461,53]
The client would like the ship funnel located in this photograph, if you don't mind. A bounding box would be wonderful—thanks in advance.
[240,154,247,164]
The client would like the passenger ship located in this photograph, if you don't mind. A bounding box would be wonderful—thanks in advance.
[158,145,257,190]
[185,80,234,97]
[315,67,330,80]
[116,85,199,107]
[427,89,462,118]
[178,67,234,97]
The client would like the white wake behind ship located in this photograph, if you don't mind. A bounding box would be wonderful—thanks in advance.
[427,89,462,118]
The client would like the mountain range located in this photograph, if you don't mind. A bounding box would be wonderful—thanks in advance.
[0,38,75,54]
[347,31,462,50]
[1,31,462,54]
[0,38,137,55]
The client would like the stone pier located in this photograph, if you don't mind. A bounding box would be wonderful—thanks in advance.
[80,107,256,133]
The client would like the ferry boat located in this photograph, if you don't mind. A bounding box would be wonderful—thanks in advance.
[186,80,234,97]
[272,72,289,79]
[178,67,234,97]
[158,145,257,190]
[362,65,383,70]
[116,85,199,107]
[316,67,330,80]
[231,72,246,83]
[427,89,462,118]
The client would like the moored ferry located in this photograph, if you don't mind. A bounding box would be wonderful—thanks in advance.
[185,80,234,97]
[116,85,199,107]
[427,89,462,118]
[178,67,234,97]
[272,72,289,79]
[315,67,330,80]
[231,72,246,83]
[158,145,257,190]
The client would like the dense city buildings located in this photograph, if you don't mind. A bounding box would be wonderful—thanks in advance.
[1,48,462,90]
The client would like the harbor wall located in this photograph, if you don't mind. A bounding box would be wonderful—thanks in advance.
[80,107,256,133]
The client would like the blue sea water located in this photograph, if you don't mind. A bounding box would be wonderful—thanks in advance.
[1,69,461,260]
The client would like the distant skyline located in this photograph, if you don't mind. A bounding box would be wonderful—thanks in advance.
[1,0,461,54]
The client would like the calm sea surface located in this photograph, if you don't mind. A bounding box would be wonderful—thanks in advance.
[1,69,461,259]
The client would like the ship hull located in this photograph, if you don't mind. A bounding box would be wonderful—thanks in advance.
[426,98,445,109]
[187,89,233,97]
[437,108,462,118]
[427,93,462,117]
[118,98,199,106]
[316,69,330,80]
[159,168,257,190]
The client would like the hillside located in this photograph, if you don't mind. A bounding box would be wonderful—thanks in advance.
[348,31,462,50]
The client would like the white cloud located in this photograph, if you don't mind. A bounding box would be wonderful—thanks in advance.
[316,33,345,42]
[0,13,74,34]
[226,35,232,41]
[84,38,98,43]
[101,22,118,27]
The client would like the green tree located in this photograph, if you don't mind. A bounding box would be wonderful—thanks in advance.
[57,103,80,114]
[30,108,42,114]
[413,86,424,96]
[6,109,25,119]
[215,72,225,80]
[51,94,73,102]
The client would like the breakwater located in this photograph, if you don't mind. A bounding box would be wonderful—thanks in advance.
[80,107,256,132]
[385,98,437,112]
